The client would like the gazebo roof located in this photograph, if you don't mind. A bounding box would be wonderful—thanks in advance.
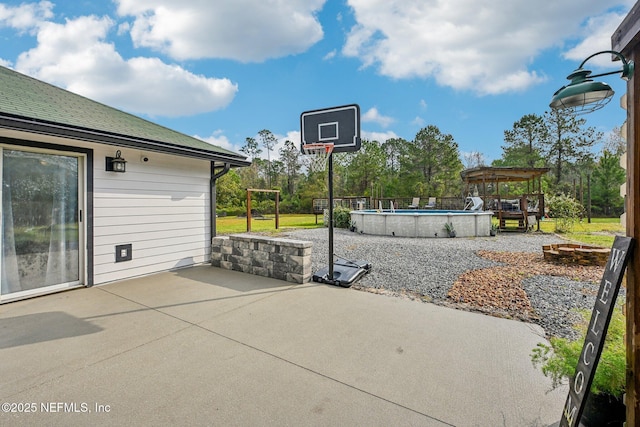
[461,166,550,184]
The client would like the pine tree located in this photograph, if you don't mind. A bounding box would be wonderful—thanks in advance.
[500,114,546,168]
[400,125,463,197]
[541,109,600,187]
[592,150,625,216]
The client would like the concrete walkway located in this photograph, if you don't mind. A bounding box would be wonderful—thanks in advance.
[1,266,566,426]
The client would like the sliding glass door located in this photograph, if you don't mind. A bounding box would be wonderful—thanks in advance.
[1,148,84,301]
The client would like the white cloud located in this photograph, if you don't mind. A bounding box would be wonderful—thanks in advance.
[282,130,301,148]
[411,116,425,127]
[116,0,326,62]
[323,49,337,61]
[563,11,629,68]
[12,15,237,117]
[272,130,302,160]
[199,129,237,151]
[362,107,394,127]
[0,0,53,33]
[196,130,240,153]
[343,0,631,95]
[362,130,397,143]
[116,21,130,36]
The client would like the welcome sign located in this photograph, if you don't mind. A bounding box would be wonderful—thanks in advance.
[560,236,633,427]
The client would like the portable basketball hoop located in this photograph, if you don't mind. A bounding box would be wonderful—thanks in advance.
[302,142,334,173]
[299,104,370,287]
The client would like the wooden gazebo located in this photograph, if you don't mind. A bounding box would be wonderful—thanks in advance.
[460,166,550,231]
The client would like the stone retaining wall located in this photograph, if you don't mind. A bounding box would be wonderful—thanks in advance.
[211,234,312,283]
[542,243,610,266]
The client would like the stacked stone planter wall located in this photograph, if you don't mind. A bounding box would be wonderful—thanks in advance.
[542,243,610,267]
[211,234,312,283]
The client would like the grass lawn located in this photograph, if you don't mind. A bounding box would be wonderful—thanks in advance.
[216,213,323,234]
[536,216,625,247]
[218,212,624,247]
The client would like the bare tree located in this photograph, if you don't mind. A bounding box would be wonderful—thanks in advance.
[462,151,486,169]
[258,129,277,188]
[603,126,626,157]
[279,140,301,194]
[240,137,262,188]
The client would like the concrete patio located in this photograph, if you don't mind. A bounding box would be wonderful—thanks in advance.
[0,265,566,426]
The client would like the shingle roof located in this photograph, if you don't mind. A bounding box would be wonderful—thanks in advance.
[0,66,249,166]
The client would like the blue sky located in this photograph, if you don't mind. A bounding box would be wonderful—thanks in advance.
[0,0,634,163]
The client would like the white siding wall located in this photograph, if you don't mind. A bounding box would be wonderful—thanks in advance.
[92,146,211,284]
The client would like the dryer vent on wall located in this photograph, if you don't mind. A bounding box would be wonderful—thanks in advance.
[116,244,132,262]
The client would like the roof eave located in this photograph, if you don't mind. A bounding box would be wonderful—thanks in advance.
[0,114,251,167]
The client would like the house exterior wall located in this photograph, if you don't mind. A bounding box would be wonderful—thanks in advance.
[0,132,213,287]
[92,145,211,284]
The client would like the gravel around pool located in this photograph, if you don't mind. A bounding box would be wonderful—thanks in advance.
[283,228,622,340]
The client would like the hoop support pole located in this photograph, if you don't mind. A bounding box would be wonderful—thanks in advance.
[328,152,334,279]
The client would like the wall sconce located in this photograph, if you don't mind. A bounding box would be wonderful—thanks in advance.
[106,150,127,172]
[550,50,634,115]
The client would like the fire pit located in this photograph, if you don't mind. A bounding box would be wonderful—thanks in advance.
[542,243,610,267]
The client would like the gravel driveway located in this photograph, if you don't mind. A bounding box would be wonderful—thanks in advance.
[285,228,616,339]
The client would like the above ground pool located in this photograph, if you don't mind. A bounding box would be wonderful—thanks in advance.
[349,209,493,238]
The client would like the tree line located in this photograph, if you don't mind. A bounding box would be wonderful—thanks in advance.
[216,110,625,217]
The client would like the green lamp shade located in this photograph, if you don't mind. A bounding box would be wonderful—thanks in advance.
[549,80,614,113]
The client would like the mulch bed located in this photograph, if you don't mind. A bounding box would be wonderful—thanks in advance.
[447,250,604,321]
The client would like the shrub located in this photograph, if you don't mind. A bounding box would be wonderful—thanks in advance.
[217,206,245,217]
[547,194,584,233]
[531,303,626,398]
[254,199,275,214]
[279,194,301,214]
[333,206,352,228]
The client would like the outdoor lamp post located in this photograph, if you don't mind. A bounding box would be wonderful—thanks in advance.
[550,50,634,114]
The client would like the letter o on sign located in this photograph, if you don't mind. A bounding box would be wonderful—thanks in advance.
[574,371,585,394]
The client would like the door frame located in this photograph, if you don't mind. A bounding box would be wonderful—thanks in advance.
[0,138,93,303]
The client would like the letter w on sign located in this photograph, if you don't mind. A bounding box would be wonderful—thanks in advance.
[559,236,633,427]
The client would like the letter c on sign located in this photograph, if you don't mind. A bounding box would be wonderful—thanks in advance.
[583,342,595,365]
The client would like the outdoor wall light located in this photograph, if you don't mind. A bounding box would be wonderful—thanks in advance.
[106,150,127,172]
[550,50,634,115]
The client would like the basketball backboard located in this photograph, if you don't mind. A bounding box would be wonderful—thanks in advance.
[300,104,361,153]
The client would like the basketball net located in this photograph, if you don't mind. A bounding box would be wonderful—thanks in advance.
[302,142,334,173]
